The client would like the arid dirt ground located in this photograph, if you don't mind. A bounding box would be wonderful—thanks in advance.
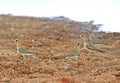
[0,15,120,83]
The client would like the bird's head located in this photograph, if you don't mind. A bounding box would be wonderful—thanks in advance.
[88,30,94,36]
[80,34,85,39]
[76,42,80,47]
[15,39,18,42]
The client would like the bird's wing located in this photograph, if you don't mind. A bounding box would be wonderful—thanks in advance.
[64,48,80,58]
[19,48,38,55]
[19,47,29,53]
[86,43,104,52]
[91,36,106,44]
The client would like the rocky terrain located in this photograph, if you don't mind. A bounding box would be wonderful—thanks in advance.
[0,15,120,83]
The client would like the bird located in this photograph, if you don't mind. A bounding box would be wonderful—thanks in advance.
[80,34,105,52]
[64,42,80,59]
[88,30,107,45]
[15,39,38,59]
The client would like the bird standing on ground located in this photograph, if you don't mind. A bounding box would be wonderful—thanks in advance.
[64,42,80,59]
[15,39,38,59]
[80,34,105,52]
[88,30,107,45]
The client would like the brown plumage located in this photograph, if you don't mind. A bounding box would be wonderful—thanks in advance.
[15,39,38,59]
[88,30,107,45]
[80,34,105,52]
[64,42,80,59]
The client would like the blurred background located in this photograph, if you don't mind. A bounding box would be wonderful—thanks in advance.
[0,0,120,32]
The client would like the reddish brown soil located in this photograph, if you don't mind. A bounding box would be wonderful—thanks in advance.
[0,16,120,83]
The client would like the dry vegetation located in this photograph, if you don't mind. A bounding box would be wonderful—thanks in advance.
[0,15,120,83]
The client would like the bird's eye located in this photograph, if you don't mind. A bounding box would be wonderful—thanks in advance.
[88,30,92,33]
[81,35,84,37]
[15,39,18,42]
